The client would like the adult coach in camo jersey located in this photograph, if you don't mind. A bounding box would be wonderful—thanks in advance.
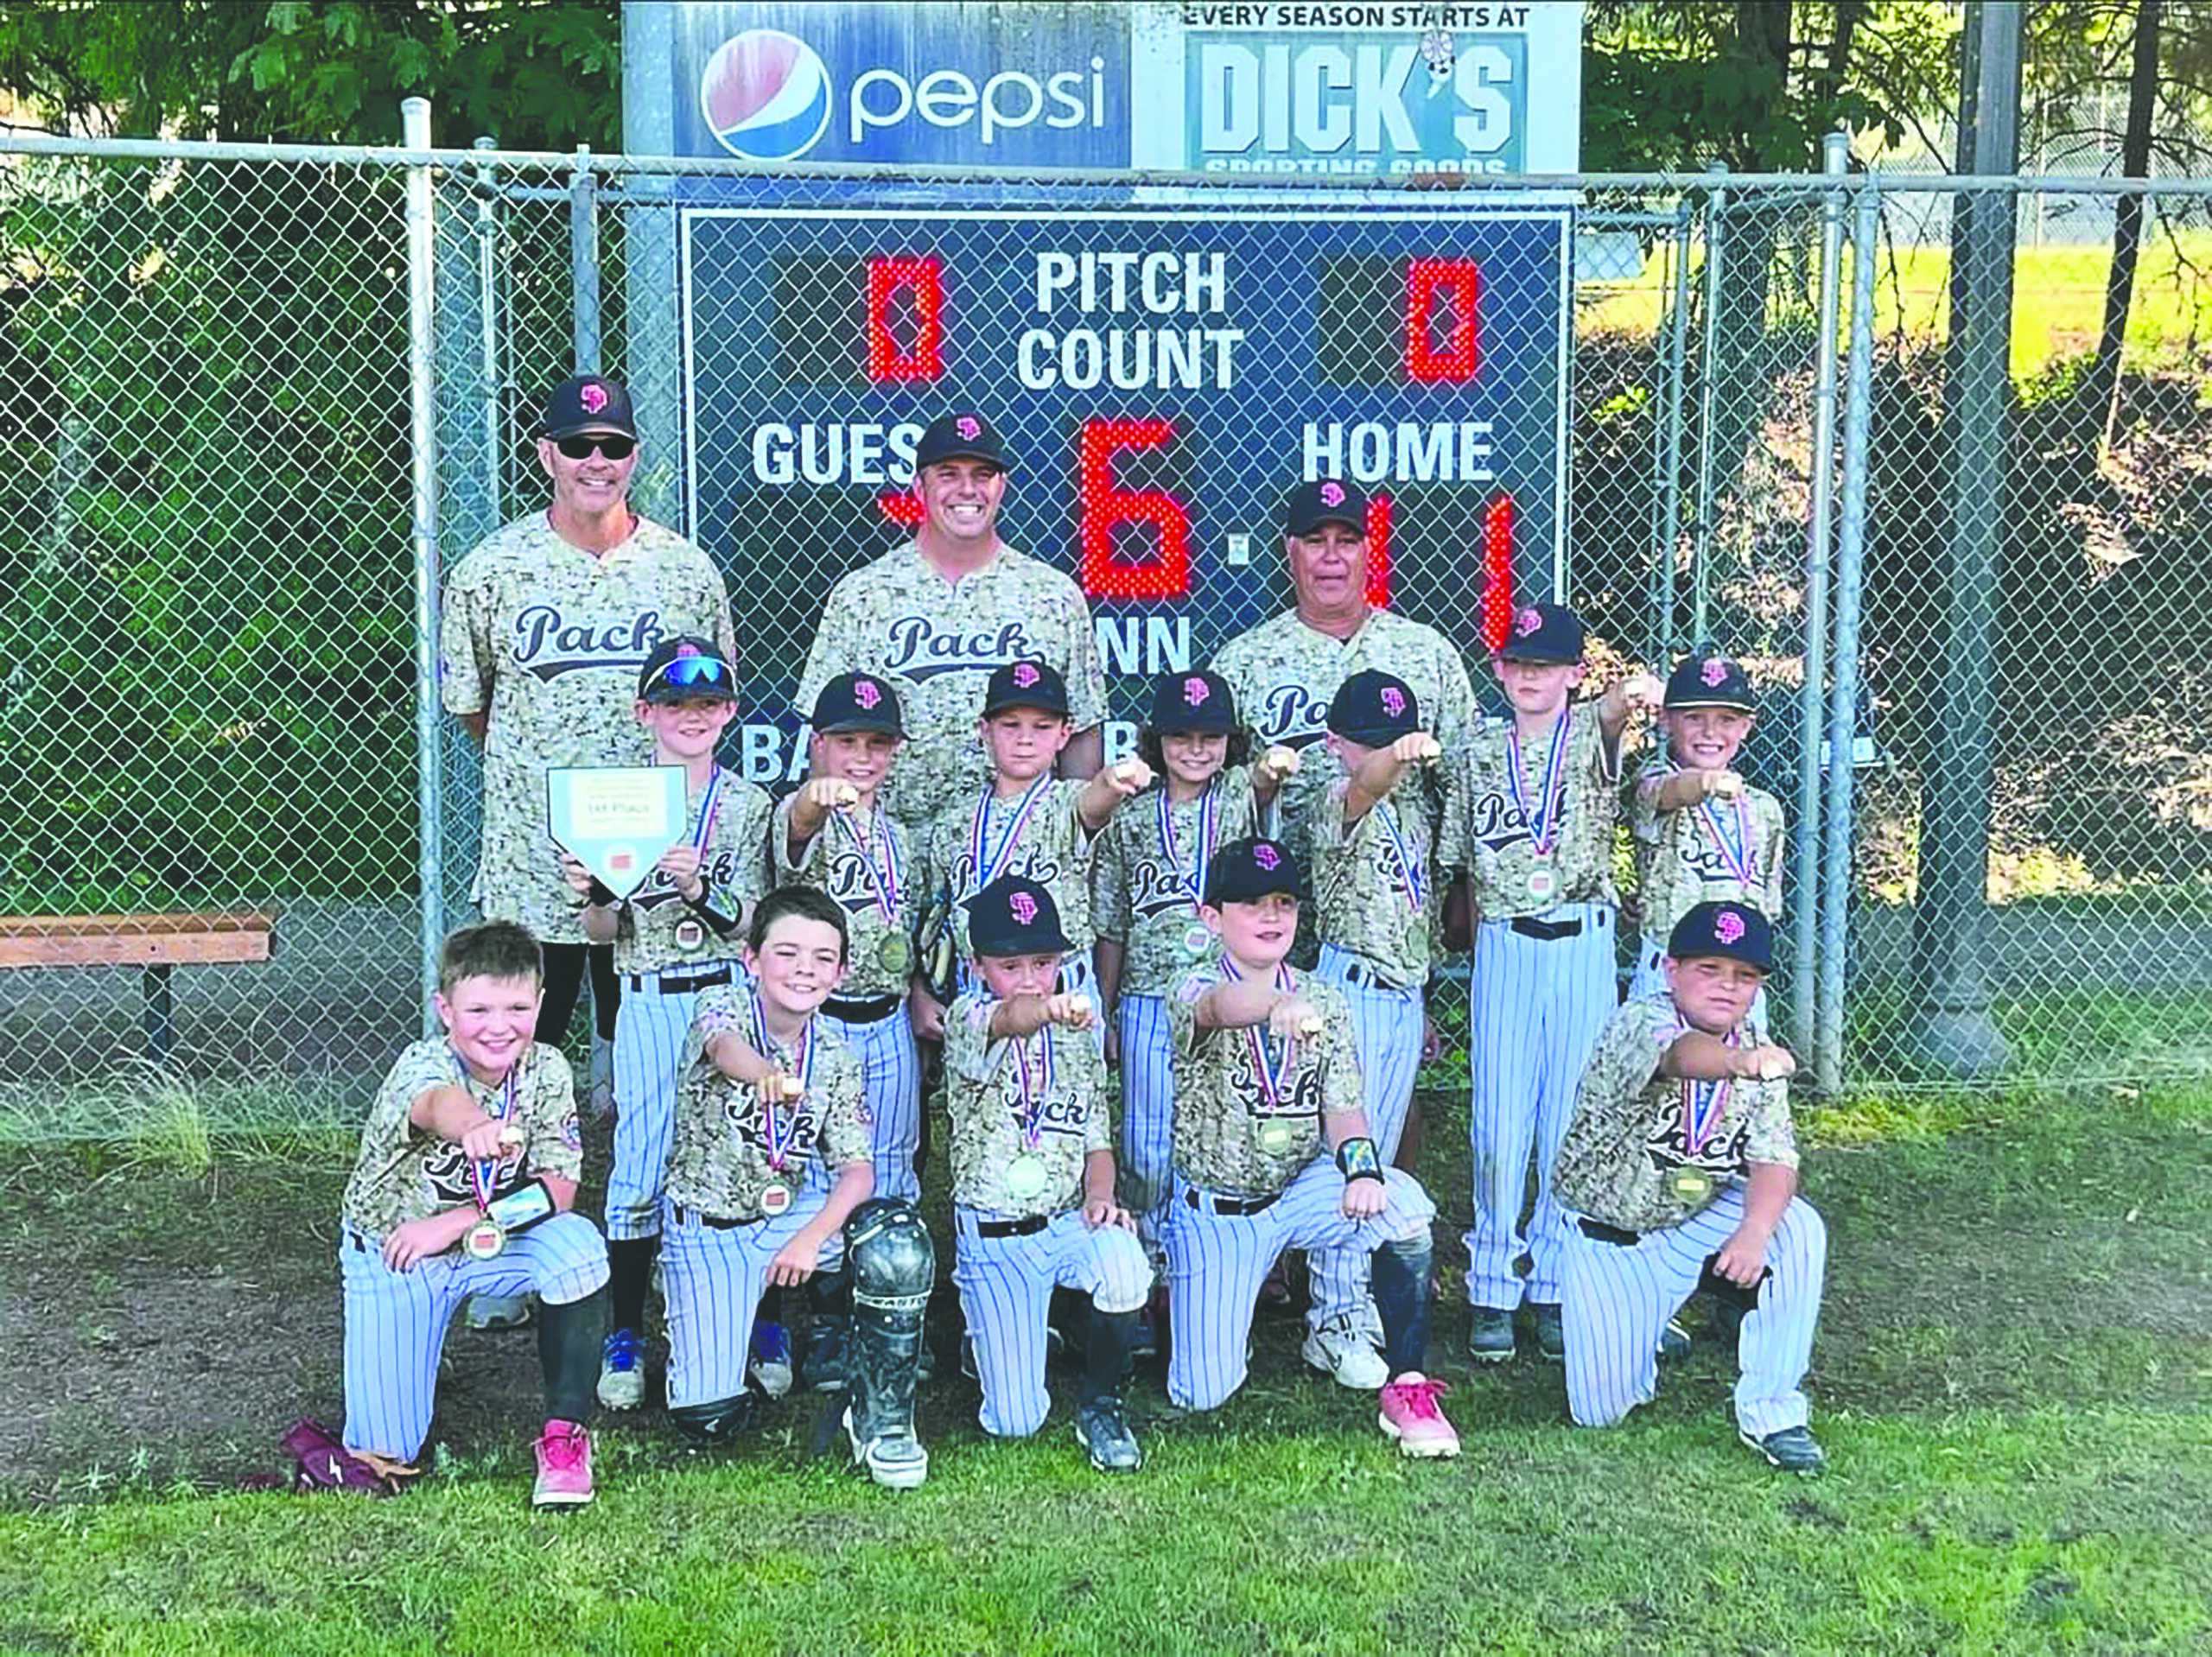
[442,375,737,1052]
[795,412,1109,839]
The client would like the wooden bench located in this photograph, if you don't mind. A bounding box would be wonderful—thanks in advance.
[0,912,279,1063]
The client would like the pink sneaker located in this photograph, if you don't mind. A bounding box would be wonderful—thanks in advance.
[1378,1374,1460,1459]
[531,1419,594,1508]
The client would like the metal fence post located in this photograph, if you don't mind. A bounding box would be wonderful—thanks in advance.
[474,136,504,523]
[1792,134,1849,1063]
[403,98,444,1028]
[1691,163,1728,646]
[571,144,601,373]
[1654,197,1694,658]
[1818,177,1882,1090]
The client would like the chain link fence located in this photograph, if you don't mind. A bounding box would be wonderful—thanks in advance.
[2,130,2207,1139]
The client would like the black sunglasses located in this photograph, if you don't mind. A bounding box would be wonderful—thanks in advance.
[554,433,637,460]
[658,657,731,690]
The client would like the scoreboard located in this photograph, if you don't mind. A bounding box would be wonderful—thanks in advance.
[679,199,1570,781]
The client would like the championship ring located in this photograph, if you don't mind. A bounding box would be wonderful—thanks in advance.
[760,1181,794,1217]
[463,1218,506,1260]
[675,917,707,952]
[877,934,912,976]
[1004,1154,1051,1202]
[1527,868,1557,900]
[1257,1118,1297,1155]
[1669,1166,1714,1204]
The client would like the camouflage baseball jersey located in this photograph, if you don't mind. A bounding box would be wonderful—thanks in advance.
[1167,963,1362,1200]
[341,1038,584,1241]
[610,767,772,975]
[944,989,1111,1217]
[1309,776,1437,989]
[1553,994,1797,1235]
[1454,708,1627,919]
[664,987,871,1222]
[795,541,1108,829]
[1629,754,1788,943]
[924,778,1100,967]
[441,512,735,944]
[1092,768,1262,999]
[1210,606,1482,873]
[774,794,920,999]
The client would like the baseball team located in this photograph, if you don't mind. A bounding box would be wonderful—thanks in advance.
[329,372,1823,1509]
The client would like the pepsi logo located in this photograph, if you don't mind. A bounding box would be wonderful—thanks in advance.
[701,30,833,162]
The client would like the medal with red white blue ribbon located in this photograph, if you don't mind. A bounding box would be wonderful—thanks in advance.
[1220,954,1302,1150]
[969,773,1052,893]
[747,994,813,1213]
[1506,709,1572,858]
[1005,1024,1056,1203]
[1692,781,1759,887]
[1158,778,1222,913]
[454,1052,519,1258]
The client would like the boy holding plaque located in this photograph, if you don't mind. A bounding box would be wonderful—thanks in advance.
[1450,604,1663,1365]
[1163,837,1459,1457]
[914,660,1152,1042]
[661,887,935,1489]
[776,673,925,1208]
[1093,669,1298,1344]
[1300,669,1444,1391]
[337,920,610,1508]
[557,636,772,1413]
[945,873,1150,1472]
[1552,902,1827,1475]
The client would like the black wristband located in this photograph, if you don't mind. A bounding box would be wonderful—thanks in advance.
[1336,1135,1384,1184]
[587,878,619,908]
[686,880,743,936]
[484,1178,556,1235]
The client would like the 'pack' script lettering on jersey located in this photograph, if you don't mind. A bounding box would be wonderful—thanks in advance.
[420,1142,526,1208]
[1229,1063,1325,1119]
[629,848,748,913]
[1257,682,1328,747]
[723,1090,823,1159]
[1467,787,1555,855]
[511,604,666,682]
[1018,1094,1093,1138]
[883,617,1038,682]
[1128,854,1198,921]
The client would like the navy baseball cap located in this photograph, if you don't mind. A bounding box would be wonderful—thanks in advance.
[982,659,1069,719]
[1664,651,1757,712]
[1203,836,1305,908]
[967,874,1072,958]
[1497,602,1586,664]
[542,373,637,440]
[1148,669,1236,735]
[810,673,906,737]
[638,637,736,705]
[1326,669,1421,746]
[913,411,1009,473]
[1668,902,1774,972]
[1284,478,1369,536]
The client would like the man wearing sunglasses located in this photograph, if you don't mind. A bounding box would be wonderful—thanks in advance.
[442,377,739,1327]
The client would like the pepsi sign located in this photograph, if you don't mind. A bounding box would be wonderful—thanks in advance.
[671,3,1135,168]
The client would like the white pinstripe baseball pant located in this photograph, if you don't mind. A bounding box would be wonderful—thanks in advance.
[1115,991,1175,1266]
[607,961,744,1241]
[1465,902,1617,1311]
[953,1206,1152,1438]
[340,1212,609,1460]
[1309,943,1424,1337]
[1562,1188,1826,1438]
[820,999,924,1205]
[1164,1159,1435,1413]
[1629,938,1770,1036]
[658,1190,830,1410]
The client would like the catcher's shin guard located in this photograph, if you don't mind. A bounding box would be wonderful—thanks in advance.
[843,1198,933,1489]
[539,1286,608,1427]
[1372,1234,1433,1381]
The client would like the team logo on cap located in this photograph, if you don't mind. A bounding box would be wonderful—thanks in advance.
[1514,607,1543,638]
[579,382,608,415]
[1008,890,1038,925]
[1254,845,1281,872]
[1184,676,1210,707]
[1380,687,1406,719]
[1701,658,1731,687]
[1319,480,1345,508]
[1714,909,1745,944]
[1012,663,1039,689]
[674,640,700,658]
[854,678,881,709]
[955,416,982,441]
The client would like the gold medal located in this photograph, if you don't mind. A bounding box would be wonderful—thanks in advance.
[463,1218,506,1260]
[1183,923,1212,959]
[877,933,912,975]
[1669,1166,1714,1204]
[1004,1153,1051,1202]
[760,1180,793,1217]
[675,917,707,953]
[1257,1117,1298,1155]
[1403,916,1427,958]
[1528,868,1557,900]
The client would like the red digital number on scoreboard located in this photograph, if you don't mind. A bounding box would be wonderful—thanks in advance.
[1078,417,1192,601]
[1406,259,1482,384]
[866,257,944,383]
